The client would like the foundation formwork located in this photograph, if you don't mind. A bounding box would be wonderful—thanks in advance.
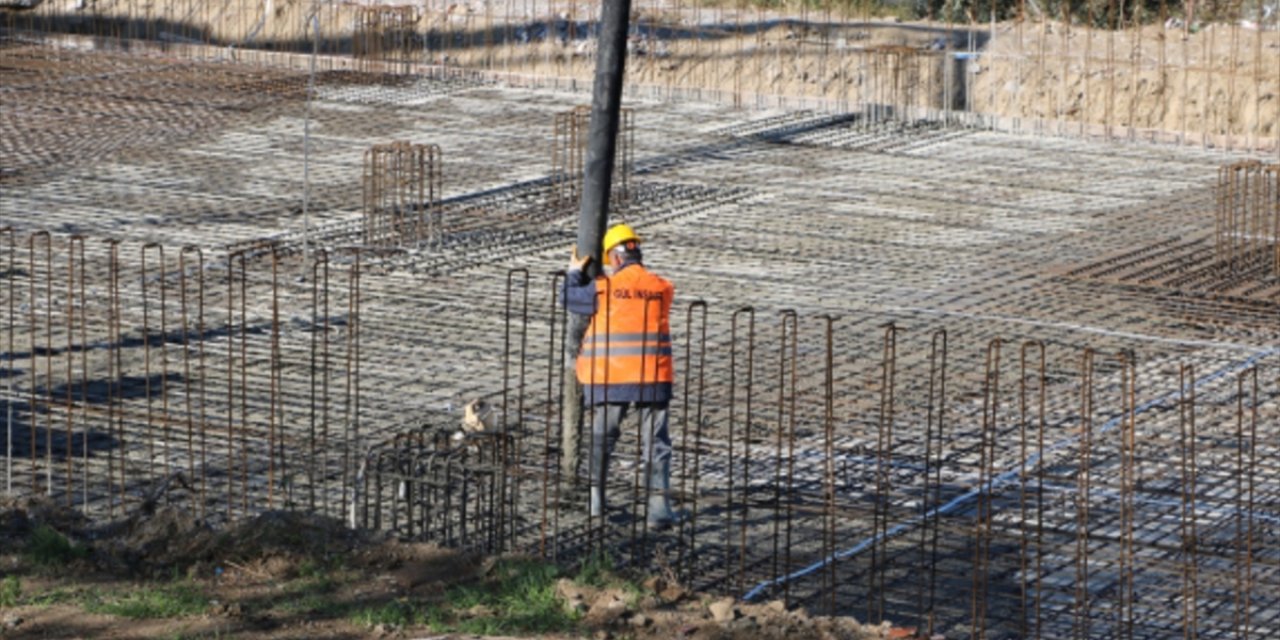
[2,36,1280,639]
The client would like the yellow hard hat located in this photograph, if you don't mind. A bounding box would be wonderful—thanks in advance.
[602,223,641,254]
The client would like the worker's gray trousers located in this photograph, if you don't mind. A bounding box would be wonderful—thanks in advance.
[588,402,671,482]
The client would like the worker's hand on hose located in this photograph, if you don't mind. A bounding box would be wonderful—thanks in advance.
[569,246,591,272]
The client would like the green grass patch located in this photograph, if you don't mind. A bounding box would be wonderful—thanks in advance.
[0,575,20,607]
[425,557,579,635]
[573,551,643,605]
[297,557,344,580]
[574,550,614,589]
[23,525,89,568]
[84,583,209,619]
[274,574,342,616]
[26,585,85,607]
[349,599,422,628]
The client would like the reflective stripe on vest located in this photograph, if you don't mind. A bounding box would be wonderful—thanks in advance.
[575,264,675,387]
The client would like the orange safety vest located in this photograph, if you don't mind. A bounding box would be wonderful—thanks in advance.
[576,263,675,390]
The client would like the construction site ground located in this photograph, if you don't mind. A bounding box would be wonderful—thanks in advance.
[2,23,1279,640]
[0,497,892,639]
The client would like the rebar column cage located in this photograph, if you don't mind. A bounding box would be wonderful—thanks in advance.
[362,141,444,247]
[352,5,418,74]
[551,106,634,208]
[356,426,515,552]
[1216,161,1280,279]
[864,45,927,124]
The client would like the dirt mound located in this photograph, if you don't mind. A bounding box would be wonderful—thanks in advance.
[220,509,359,561]
[102,507,361,579]
[0,495,91,543]
[107,505,215,574]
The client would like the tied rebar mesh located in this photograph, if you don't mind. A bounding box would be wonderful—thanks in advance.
[362,142,444,248]
[2,1,1278,154]
[2,235,1280,637]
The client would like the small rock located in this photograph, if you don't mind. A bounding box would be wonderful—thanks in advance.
[630,612,652,627]
[659,584,688,602]
[556,578,589,604]
[2,614,22,629]
[708,597,737,623]
[593,630,612,640]
[764,599,787,614]
[585,594,628,626]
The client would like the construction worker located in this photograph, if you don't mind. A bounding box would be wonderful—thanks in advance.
[564,223,681,527]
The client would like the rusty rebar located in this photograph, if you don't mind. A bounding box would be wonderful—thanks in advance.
[309,249,331,515]
[226,250,245,520]
[971,337,1001,640]
[352,5,418,73]
[1216,161,1279,277]
[822,315,838,617]
[342,249,364,527]
[179,245,206,519]
[28,231,51,495]
[2,226,12,496]
[501,267,530,553]
[268,246,281,508]
[1116,350,1136,640]
[729,306,754,593]
[1073,348,1095,640]
[60,236,86,509]
[919,328,948,635]
[141,243,169,482]
[871,322,901,625]
[1232,367,1258,639]
[1179,363,1199,640]
[543,271,569,560]
[1019,340,1046,640]
[363,142,443,247]
[551,106,635,209]
[104,239,123,514]
[678,300,708,585]
[771,309,798,606]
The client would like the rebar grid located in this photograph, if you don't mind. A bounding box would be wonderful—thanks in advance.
[3,1,1278,154]
[4,229,1279,639]
[3,34,1280,638]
